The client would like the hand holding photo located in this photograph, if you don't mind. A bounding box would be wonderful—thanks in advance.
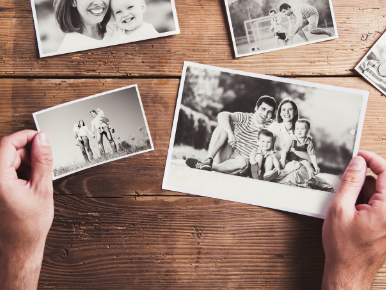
[163,62,368,218]
[30,0,180,57]
[356,31,386,95]
[224,0,338,57]
[33,85,153,180]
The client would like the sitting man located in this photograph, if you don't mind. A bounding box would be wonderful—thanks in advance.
[186,95,277,175]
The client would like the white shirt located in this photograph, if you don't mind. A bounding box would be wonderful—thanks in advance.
[78,125,94,137]
[57,32,109,52]
[107,22,159,42]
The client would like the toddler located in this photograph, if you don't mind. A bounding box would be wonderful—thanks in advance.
[267,9,287,47]
[108,0,159,41]
[250,129,281,181]
[96,108,115,133]
[281,119,320,181]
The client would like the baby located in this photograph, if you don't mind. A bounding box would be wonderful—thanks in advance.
[108,0,159,41]
[267,9,287,47]
[250,129,281,181]
[281,119,320,181]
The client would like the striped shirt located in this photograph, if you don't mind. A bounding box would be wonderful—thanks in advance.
[292,4,318,19]
[233,113,269,159]
[360,59,386,93]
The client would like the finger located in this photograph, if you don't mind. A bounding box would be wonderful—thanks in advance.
[358,151,386,194]
[332,156,367,213]
[12,148,31,170]
[30,132,53,196]
[0,130,38,172]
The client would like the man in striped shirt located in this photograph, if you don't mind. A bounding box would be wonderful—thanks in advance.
[186,96,277,175]
[279,3,332,42]
[358,58,386,93]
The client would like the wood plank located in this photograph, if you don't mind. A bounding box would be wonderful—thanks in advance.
[40,195,386,289]
[2,77,386,197]
[0,0,386,77]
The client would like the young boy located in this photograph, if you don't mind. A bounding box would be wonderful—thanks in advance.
[250,129,281,181]
[267,9,287,48]
[281,119,320,181]
[108,0,159,41]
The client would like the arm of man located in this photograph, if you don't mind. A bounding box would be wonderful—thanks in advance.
[272,155,281,174]
[217,112,239,146]
[322,151,386,289]
[250,147,258,165]
[289,9,303,37]
[0,130,54,290]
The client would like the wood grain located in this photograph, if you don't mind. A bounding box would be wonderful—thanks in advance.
[1,0,386,77]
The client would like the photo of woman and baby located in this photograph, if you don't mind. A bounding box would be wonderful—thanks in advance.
[164,63,367,200]
[31,0,179,57]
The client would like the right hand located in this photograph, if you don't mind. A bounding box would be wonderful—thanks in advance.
[322,151,386,289]
[228,133,236,147]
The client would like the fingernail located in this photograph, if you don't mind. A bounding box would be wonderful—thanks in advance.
[347,156,365,170]
[39,132,51,147]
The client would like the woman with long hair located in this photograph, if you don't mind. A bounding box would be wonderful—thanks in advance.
[77,120,94,162]
[268,98,334,192]
[53,0,112,52]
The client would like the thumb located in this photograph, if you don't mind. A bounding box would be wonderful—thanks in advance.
[31,132,53,193]
[332,156,367,213]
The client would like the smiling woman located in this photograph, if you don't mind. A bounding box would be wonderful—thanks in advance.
[53,0,112,52]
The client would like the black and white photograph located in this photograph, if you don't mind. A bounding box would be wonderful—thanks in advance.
[30,0,180,57]
[224,0,338,58]
[33,85,153,180]
[356,32,386,96]
[163,62,368,218]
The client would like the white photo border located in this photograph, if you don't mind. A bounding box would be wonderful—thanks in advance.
[162,61,369,219]
[29,0,180,58]
[355,31,386,96]
[223,0,339,58]
[33,84,154,180]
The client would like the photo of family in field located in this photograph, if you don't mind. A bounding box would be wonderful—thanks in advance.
[225,0,338,57]
[33,86,153,179]
[31,0,179,57]
[163,63,368,217]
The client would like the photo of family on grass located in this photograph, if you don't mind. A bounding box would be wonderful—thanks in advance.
[225,0,338,57]
[31,0,180,57]
[33,85,153,179]
[163,62,368,217]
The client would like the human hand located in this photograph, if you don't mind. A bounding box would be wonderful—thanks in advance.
[314,166,320,175]
[228,133,236,147]
[0,130,54,289]
[322,151,386,290]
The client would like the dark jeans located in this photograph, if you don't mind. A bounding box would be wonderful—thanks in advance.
[97,126,117,156]
[79,136,94,162]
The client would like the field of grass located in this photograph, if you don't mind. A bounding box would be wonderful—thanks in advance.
[54,129,152,177]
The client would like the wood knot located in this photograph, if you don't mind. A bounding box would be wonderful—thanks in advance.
[361,34,368,41]
[57,249,68,260]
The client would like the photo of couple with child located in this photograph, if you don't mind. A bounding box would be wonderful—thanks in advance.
[32,0,179,57]
[73,107,117,163]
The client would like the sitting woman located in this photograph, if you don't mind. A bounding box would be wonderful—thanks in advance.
[53,0,112,52]
[268,98,334,192]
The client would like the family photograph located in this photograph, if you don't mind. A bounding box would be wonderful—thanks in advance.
[163,63,368,216]
[33,86,153,179]
[31,0,179,57]
[225,0,338,57]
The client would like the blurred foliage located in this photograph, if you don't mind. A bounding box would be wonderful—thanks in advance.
[229,0,334,38]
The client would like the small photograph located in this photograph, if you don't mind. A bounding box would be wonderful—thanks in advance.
[33,85,153,180]
[31,0,180,57]
[356,32,386,95]
[163,62,368,218]
[224,0,338,58]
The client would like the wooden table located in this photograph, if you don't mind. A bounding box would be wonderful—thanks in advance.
[2,0,386,289]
